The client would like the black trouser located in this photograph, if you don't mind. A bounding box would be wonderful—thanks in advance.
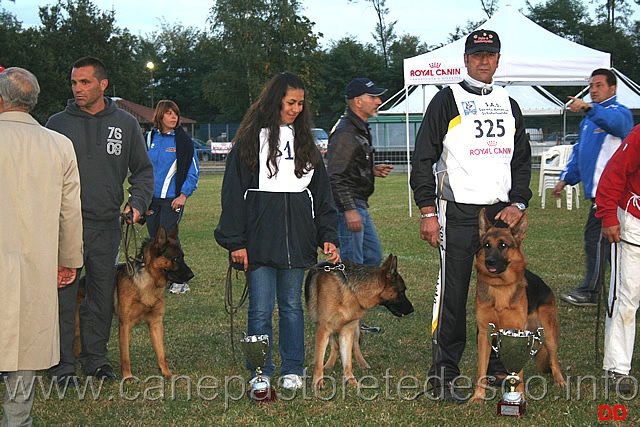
[146,197,183,244]
[573,200,609,296]
[429,201,507,386]
[49,275,80,377]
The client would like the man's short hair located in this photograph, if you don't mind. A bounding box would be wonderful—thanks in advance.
[0,67,40,111]
[73,56,108,81]
[591,68,616,87]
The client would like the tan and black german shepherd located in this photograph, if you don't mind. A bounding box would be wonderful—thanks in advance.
[305,254,414,390]
[470,209,566,404]
[115,225,194,379]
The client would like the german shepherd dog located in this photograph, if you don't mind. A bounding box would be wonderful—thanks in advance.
[116,225,194,379]
[305,254,414,390]
[470,209,566,404]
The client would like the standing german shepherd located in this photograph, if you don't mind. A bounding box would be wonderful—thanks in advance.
[305,254,414,390]
[470,209,566,404]
[116,225,194,379]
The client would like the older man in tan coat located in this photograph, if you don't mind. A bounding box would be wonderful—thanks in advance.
[0,67,83,426]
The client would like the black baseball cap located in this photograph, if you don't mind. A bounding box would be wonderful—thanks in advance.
[344,78,388,99]
[465,30,501,54]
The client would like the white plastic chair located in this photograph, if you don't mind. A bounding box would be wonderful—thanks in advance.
[539,145,580,210]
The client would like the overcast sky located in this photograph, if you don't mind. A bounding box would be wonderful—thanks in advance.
[3,0,535,47]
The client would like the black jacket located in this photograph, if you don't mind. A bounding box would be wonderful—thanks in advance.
[327,107,376,211]
[214,146,339,270]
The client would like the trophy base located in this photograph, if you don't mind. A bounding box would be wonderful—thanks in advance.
[248,386,277,403]
[497,400,526,417]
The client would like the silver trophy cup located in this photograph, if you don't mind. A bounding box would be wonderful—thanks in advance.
[488,323,544,416]
[239,334,276,401]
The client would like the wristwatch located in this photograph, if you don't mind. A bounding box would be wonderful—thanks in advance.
[511,203,526,211]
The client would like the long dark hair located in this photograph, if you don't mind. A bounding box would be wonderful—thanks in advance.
[234,72,320,178]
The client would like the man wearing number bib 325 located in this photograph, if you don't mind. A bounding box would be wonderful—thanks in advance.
[410,30,532,403]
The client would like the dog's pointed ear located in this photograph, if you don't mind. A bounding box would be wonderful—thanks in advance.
[478,208,492,236]
[511,211,528,242]
[383,254,398,278]
[155,226,168,246]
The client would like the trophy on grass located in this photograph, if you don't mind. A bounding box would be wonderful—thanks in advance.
[488,323,544,417]
[240,334,276,402]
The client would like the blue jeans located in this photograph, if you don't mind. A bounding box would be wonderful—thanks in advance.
[337,207,383,266]
[246,267,305,378]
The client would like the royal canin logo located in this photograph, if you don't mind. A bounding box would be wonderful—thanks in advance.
[429,62,441,68]
[486,141,498,146]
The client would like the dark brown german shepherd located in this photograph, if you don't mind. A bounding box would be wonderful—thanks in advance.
[116,225,194,379]
[305,254,414,390]
[470,209,566,404]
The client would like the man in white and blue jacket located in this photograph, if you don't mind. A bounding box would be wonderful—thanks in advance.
[553,68,634,307]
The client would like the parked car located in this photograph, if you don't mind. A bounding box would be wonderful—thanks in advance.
[562,133,579,145]
[312,128,329,155]
[192,138,211,161]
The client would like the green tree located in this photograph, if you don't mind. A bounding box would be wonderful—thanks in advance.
[526,0,592,42]
[315,37,385,129]
[480,0,500,17]
[385,34,429,93]
[141,21,215,122]
[204,0,321,121]
[31,0,146,121]
[347,0,398,68]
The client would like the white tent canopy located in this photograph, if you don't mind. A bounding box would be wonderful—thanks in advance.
[403,5,610,86]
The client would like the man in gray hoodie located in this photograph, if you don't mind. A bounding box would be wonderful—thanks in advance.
[46,56,153,383]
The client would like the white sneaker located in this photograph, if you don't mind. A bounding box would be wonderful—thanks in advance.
[168,282,190,294]
[280,374,303,390]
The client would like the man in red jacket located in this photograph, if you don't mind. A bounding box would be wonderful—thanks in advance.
[595,124,640,395]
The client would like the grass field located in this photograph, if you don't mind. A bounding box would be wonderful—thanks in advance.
[6,171,640,426]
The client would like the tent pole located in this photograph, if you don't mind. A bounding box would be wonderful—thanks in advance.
[406,84,412,217]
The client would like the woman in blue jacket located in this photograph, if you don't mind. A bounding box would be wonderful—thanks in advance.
[215,72,340,393]
[146,100,199,293]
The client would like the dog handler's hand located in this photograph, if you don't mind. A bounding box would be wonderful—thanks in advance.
[231,248,249,271]
[323,242,341,263]
[123,205,143,224]
[58,266,77,288]
[495,206,524,228]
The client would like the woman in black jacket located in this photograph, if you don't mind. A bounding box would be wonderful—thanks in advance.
[215,72,340,393]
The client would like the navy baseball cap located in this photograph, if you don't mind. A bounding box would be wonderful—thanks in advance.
[465,30,501,54]
[345,78,387,99]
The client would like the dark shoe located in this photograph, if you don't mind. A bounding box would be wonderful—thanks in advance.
[52,373,79,388]
[608,371,633,395]
[360,323,381,333]
[432,382,469,404]
[92,364,117,380]
[559,291,597,307]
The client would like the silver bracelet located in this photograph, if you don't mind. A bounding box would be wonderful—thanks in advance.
[420,212,437,219]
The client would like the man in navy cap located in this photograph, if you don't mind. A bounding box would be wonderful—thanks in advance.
[411,30,532,402]
[327,78,393,328]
